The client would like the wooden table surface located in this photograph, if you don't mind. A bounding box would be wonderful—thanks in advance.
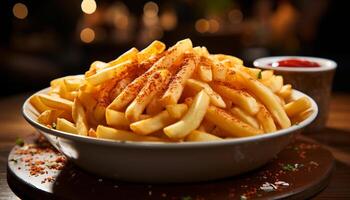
[1,92,350,199]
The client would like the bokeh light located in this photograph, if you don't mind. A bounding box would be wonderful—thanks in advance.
[195,19,209,33]
[160,10,177,31]
[228,9,243,24]
[81,0,97,14]
[143,1,159,18]
[80,28,95,43]
[208,19,220,33]
[12,3,28,19]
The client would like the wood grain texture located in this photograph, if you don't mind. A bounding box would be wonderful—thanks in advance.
[0,92,350,199]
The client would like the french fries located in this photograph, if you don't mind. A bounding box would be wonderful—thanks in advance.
[72,98,89,136]
[284,96,311,118]
[37,94,73,112]
[96,125,163,142]
[205,106,263,137]
[56,118,77,134]
[108,38,192,111]
[30,38,314,143]
[125,69,171,122]
[186,79,226,108]
[161,54,197,105]
[186,130,223,142]
[164,90,210,140]
[211,84,258,115]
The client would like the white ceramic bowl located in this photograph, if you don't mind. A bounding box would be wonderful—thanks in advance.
[22,88,318,183]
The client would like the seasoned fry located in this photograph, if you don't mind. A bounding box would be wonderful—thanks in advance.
[161,54,197,105]
[230,68,291,128]
[230,107,260,129]
[86,60,137,86]
[256,104,277,133]
[186,130,223,142]
[211,84,258,115]
[164,90,210,140]
[186,79,226,108]
[108,38,192,111]
[284,96,311,118]
[126,69,172,122]
[205,106,263,137]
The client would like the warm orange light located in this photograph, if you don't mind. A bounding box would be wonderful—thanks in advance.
[208,19,220,33]
[13,3,28,19]
[81,0,97,14]
[228,9,243,24]
[160,10,177,31]
[143,1,158,18]
[80,28,95,43]
[195,19,209,33]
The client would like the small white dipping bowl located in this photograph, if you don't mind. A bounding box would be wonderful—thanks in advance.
[22,87,318,183]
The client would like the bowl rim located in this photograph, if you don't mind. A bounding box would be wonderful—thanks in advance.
[22,87,318,149]
[253,56,337,72]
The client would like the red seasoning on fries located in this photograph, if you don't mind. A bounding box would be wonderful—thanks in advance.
[30,38,313,142]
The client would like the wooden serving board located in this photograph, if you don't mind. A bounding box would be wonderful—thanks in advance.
[7,134,334,200]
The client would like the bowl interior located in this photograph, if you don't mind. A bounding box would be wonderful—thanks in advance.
[23,87,318,148]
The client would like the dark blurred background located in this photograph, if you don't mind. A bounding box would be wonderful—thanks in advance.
[0,0,349,97]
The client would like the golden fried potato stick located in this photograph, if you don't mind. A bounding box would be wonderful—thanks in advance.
[161,54,197,105]
[108,47,139,68]
[130,105,188,135]
[37,110,65,126]
[211,84,258,115]
[86,60,137,86]
[291,109,313,125]
[96,125,164,142]
[106,109,149,129]
[37,94,73,112]
[229,68,291,128]
[211,57,227,81]
[186,79,226,108]
[284,96,311,118]
[230,107,260,129]
[146,97,164,115]
[260,75,283,93]
[72,98,89,136]
[205,106,263,137]
[165,104,188,119]
[278,84,292,99]
[126,70,171,122]
[256,104,277,133]
[30,95,52,113]
[212,54,243,65]
[186,130,223,142]
[197,119,215,133]
[164,90,210,140]
[108,38,193,111]
[85,61,108,77]
[56,118,77,134]
[137,40,166,63]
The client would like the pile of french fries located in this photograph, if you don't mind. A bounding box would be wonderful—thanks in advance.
[30,39,313,142]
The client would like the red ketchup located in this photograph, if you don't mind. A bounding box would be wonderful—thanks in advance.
[271,59,320,68]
